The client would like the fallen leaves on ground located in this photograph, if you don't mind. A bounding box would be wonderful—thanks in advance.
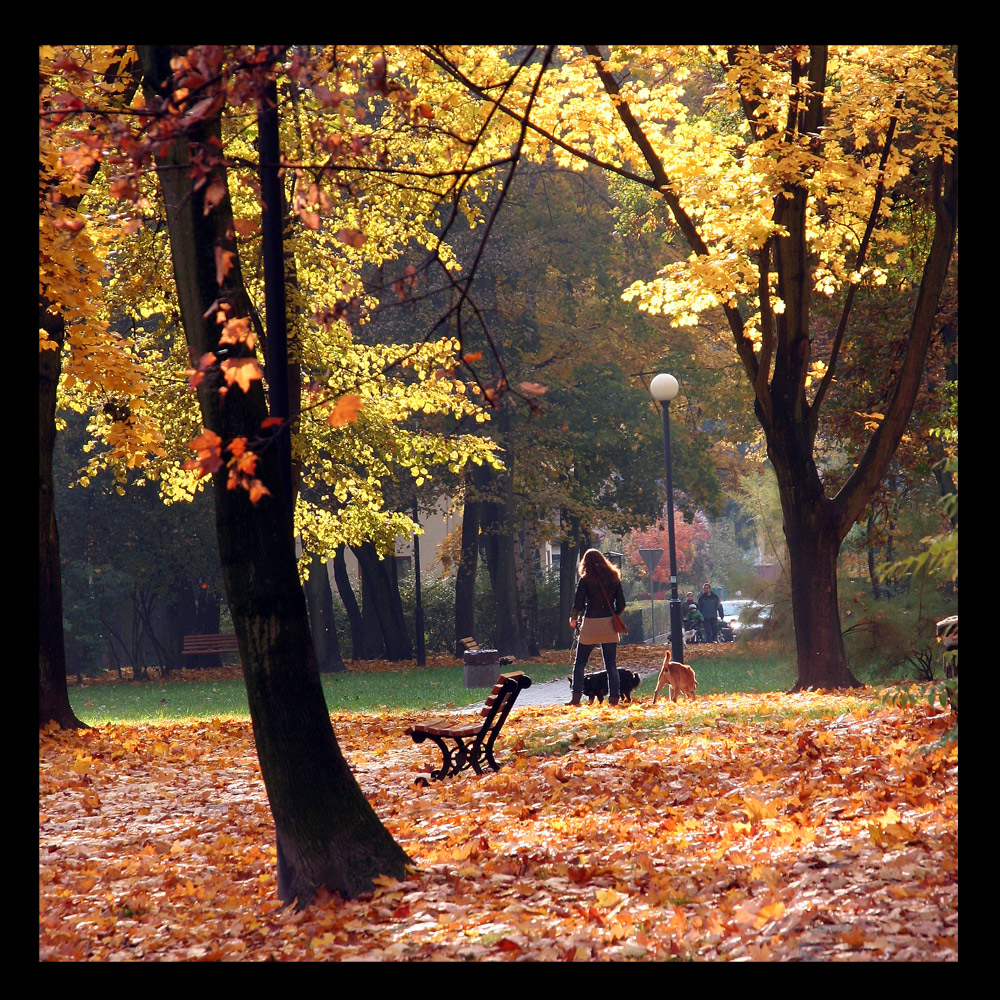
[39,691,956,961]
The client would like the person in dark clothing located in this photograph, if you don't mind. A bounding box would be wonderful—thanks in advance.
[568,549,627,706]
[697,582,724,642]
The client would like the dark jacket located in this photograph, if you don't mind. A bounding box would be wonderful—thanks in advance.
[573,575,626,619]
[697,590,724,621]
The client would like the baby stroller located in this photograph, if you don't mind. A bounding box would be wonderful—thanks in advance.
[690,618,734,643]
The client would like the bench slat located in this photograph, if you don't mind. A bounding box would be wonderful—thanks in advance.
[182,634,240,655]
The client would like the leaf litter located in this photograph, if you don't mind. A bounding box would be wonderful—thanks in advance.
[39,691,956,961]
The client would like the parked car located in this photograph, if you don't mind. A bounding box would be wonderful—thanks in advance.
[723,599,773,638]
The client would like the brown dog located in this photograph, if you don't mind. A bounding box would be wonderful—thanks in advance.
[653,658,698,704]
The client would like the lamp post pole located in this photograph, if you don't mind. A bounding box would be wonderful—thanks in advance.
[650,374,684,665]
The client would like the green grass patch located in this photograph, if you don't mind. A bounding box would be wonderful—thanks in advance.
[67,662,576,725]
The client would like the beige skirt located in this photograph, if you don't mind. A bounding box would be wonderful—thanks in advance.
[579,615,619,646]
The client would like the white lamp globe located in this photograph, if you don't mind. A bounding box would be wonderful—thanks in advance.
[650,372,679,402]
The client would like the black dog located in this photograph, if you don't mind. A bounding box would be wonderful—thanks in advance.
[568,669,642,704]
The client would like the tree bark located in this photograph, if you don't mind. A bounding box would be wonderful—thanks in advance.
[351,541,412,660]
[304,554,345,673]
[137,45,410,905]
[454,472,481,656]
[558,513,589,648]
[39,308,86,729]
[332,545,366,660]
[479,460,530,659]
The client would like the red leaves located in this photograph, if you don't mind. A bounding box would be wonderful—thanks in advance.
[183,428,223,478]
[183,426,271,504]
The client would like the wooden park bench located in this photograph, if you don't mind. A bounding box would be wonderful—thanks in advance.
[182,633,240,657]
[407,671,532,783]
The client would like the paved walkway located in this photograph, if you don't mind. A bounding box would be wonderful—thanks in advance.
[462,666,662,710]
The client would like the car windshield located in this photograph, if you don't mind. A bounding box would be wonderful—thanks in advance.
[724,600,772,621]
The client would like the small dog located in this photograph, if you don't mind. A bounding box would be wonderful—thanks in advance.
[568,669,642,704]
[653,658,698,704]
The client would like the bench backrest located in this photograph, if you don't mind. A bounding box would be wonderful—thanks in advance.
[477,671,532,742]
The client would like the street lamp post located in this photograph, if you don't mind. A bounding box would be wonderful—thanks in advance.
[650,373,684,665]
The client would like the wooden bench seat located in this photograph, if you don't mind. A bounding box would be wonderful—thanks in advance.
[407,671,532,783]
[182,633,240,656]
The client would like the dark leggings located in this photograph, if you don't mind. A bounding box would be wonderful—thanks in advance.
[572,642,620,703]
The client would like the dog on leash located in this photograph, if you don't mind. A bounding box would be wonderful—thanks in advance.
[652,658,698,704]
[567,669,642,704]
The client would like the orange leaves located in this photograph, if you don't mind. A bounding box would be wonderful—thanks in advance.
[327,393,363,428]
[183,428,223,478]
[183,427,271,504]
[39,692,957,962]
[215,246,236,286]
[220,357,263,393]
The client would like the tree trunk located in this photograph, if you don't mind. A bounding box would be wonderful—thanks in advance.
[480,463,530,659]
[454,472,480,656]
[137,45,410,905]
[351,541,412,660]
[305,554,345,673]
[39,308,86,730]
[517,521,541,656]
[558,513,588,648]
[332,545,366,660]
[781,499,861,690]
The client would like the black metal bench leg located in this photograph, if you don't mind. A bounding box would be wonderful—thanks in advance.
[424,735,454,781]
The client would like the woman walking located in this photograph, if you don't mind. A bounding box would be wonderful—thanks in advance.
[567,549,627,706]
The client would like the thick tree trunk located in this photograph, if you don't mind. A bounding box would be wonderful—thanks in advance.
[782,502,861,690]
[517,521,541,656]
[454,472,481,656]
[137,45,410,905]
[480,464,530,659]
[332,545,365,660]
[351,541,412,660]
[39,309,86,730]
[558,513,589,648]
[304,554,345,673]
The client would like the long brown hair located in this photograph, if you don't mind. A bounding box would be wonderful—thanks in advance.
[578,548,621,591]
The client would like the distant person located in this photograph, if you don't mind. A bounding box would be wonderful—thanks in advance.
[567,549,627,707]
[697,582,724,642]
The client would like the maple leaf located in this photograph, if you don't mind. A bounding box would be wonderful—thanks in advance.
[327,394,363,427]
[215,247,236,286]
[335,228,366,248]
[183,428,223,478]
[221,358,263,393]
[248,478,271,503]
[203,176,227,215]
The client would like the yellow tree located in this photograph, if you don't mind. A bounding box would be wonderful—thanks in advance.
[428,44,958,689]
[42,43,513,904]
[39,45,163,727]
